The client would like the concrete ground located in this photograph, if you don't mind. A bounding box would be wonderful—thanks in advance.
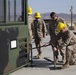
[10,35,76,75]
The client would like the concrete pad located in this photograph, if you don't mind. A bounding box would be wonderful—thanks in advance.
[10,35,76,75]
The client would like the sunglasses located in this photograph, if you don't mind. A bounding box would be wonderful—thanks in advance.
[51,15,56,19]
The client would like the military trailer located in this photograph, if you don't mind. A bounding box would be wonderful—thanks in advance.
[0,0,30,75]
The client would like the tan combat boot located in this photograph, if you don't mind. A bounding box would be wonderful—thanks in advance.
[38,53,42,59]
[36,53,42,59]
[62,63,69,69]
[55,57,59,63]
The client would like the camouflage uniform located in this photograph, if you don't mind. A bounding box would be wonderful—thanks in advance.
[48,17,65,59]
[28,15,33,44]
[18,15,33,44]
[57,30,76,65]
[32,19,46,55]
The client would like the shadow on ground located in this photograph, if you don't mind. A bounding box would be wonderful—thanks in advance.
[31,57,63,70]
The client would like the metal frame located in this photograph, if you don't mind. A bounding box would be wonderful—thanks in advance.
[4,0,6,22]
[14,0,16,21]
[0,0,27,25]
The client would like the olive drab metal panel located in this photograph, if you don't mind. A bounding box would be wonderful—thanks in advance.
[0,0,30,75]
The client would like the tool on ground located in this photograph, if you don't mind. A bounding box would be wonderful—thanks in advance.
[32,43,56,69]
[51,45,56,69]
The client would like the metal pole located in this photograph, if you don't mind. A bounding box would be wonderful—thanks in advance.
[8,0,10,21]
[4,0,6,22]
[52,46,56,69]
[32,44,56,68]
[70,6,73,30]
[14,0,16,21]
[30,44,34,66]
[22,0,24,21]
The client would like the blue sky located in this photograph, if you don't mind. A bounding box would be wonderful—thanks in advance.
[28,0,76,14]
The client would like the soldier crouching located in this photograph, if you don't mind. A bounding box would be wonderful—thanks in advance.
[55,22,76,68]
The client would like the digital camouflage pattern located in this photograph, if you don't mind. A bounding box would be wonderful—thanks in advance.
[48,17,65,58]
[57,30,76,65]
[28,15,33,44]
[32,19,46,54]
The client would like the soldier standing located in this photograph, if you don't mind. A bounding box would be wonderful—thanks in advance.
[55,22,76,68]
[32,12,46,59]
[18,6,33,44]
[28,6,33,45]
[48,12,65,63]
[27,6,34,66]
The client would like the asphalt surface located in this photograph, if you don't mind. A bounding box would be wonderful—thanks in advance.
[10,35,76,75]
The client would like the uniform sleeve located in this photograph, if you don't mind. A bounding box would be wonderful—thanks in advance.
[48,22,55,36]
[31,18,34,30]
[58,32,72,48]
[31,20,34,36]
[56,32,62,40]
[42,20,47,37]
[64,32,74,45]
[48,22,51,34]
